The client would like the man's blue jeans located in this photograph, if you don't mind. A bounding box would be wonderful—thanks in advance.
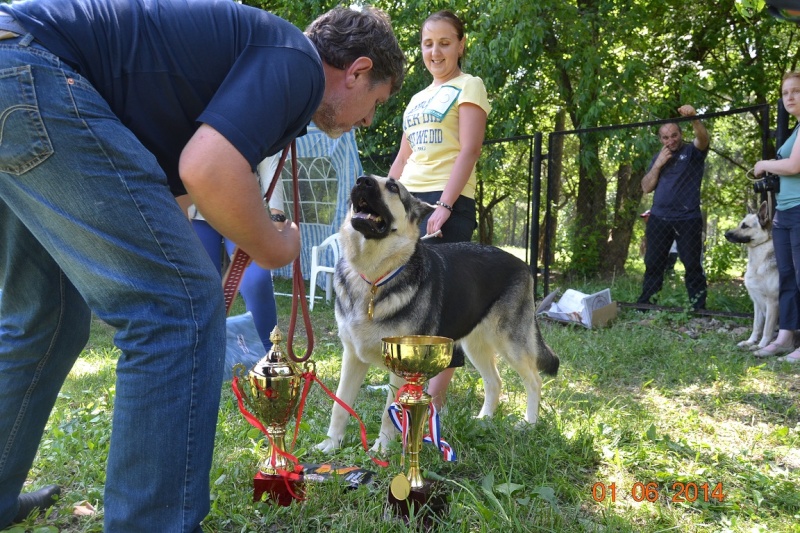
[192,219,278,354]
[0,37,225,532]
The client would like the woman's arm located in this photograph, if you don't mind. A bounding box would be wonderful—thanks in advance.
[389,133,413,180]
[439,102,487,206]
[755,132,800,176]
[426,102,487,235]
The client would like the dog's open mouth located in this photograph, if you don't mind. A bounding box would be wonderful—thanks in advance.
[350,178,393,238]
[351,196,390,237]
[352,197,385,228]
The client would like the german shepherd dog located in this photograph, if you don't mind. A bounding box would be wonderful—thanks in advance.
[316,175,559,453]
[724,202,779,350]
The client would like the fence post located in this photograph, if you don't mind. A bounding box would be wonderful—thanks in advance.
[530,132,542,297]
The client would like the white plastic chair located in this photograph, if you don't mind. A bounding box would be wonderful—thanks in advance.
[308,232,340,311]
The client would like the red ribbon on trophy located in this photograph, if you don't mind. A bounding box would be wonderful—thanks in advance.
[225,140,387,505]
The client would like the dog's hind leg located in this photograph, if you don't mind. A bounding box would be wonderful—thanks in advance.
[316,344,371,453]
[461,335,502,419]
[507,356,543,424]
[371,372,403,453]
[496,330,545,424]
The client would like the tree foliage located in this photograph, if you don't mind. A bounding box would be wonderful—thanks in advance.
[249,0,800,276]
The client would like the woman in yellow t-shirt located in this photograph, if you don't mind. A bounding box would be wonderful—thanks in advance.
[388,9,491,410]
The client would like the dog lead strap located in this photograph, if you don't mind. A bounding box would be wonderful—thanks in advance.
[222,144,291,315]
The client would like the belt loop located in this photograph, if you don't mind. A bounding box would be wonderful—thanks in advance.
[19,33,34,47]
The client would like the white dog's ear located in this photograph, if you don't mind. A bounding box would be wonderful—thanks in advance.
[757,201,771,228]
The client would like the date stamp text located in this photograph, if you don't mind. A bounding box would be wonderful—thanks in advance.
[592,481,726,503]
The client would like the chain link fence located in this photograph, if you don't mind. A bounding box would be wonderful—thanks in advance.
[536,105,771,311]
[361,104,778,313]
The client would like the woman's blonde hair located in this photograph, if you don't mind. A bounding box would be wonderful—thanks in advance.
[782,71,800,83]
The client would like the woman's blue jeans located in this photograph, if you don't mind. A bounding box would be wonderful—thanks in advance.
[192,219,278,352]
[0,37,225,532]
[772,205,800,330]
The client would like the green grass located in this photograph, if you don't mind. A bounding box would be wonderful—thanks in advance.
[6,277,800,533]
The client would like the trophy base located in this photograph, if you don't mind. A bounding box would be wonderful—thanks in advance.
[253,471,305,506]
[385,480,448,526]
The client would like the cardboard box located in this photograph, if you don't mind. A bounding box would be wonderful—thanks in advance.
[536,288,618,329]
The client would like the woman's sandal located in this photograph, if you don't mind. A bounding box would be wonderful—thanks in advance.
[752,342,794,358]
[776,349,800,363]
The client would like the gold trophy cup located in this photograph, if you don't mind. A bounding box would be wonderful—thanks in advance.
[381,335,453,520]
[232,326,312,505]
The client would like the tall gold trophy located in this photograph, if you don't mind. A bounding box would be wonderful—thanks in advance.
[232,327,312,505]
[381,335,453,521]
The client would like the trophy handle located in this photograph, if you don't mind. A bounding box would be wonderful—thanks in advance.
[231,364,256,412]
[232,363,248,380]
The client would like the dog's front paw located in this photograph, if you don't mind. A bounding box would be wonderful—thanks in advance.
[737,340,756,349]
[475,408,493,419]
[315,438,341,454]
[369,436,392,454]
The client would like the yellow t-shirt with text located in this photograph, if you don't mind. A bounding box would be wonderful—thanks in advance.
[399,73,491,199]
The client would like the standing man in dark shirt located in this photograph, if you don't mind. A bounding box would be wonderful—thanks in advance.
[0,1,405,531]
[637,105,710,311]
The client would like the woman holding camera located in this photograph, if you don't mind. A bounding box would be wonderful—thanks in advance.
[753,71,800,362]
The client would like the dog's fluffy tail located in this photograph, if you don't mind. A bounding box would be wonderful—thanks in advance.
[536,332,560,376]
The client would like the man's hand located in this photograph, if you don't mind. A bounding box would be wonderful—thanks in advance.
[654,146,672,168]
[180,124,301,269]
[679,104,710,151]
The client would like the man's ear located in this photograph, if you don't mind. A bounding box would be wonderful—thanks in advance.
[345,57,374,88]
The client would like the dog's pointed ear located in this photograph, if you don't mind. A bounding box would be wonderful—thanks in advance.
[757,201,771,228]
[408,195,435,225]
[746,200,757,214]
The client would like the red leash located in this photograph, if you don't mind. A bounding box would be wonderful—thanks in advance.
[223,140,386,494]
[222,141,314,361]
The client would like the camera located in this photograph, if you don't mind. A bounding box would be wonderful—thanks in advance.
[753,172,780,194]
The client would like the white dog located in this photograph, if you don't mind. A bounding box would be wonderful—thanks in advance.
[724,202,779,351]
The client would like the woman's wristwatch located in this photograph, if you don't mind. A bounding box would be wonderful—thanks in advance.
[270,213,287,222]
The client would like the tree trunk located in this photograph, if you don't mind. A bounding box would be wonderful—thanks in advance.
[600,162,645,276]
[569,132,608,277]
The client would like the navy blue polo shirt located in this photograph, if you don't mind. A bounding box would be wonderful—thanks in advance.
[2,0,324,196]
[649,141,707,220]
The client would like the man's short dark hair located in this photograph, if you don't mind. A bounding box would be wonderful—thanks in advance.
[306,6,406,95]
[658,122,681,137]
